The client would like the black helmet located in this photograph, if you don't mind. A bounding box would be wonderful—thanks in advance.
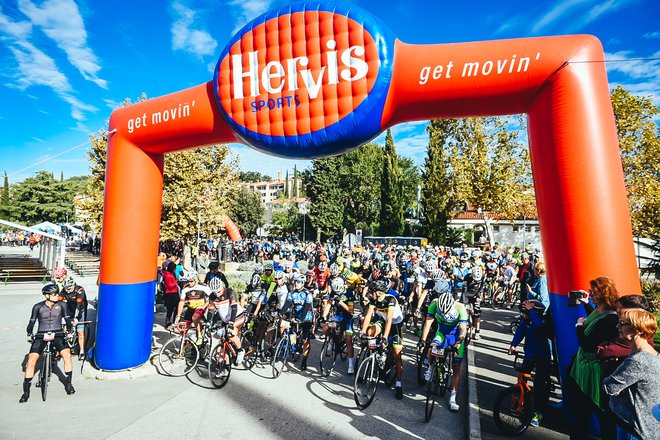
[371,279,389,292]
[42,283,59,296]
[208,262,220,271]
[380,261,391,272]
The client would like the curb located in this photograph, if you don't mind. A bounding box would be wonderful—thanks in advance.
[467,342,483,440]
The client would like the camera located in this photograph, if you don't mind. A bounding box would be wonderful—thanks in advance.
[568,290,584,307]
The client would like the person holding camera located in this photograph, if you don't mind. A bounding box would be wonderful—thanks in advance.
[567,276,620,440]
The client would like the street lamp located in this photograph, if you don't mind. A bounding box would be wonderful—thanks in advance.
[298,204,308,241]
[196,206,204,257]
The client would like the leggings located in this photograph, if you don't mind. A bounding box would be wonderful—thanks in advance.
[164,293,179,324]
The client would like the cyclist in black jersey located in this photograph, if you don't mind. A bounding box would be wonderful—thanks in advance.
[21,283,75,403]
[60,278,88,360]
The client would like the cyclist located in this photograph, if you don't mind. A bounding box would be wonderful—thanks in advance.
[21,283,75,403]
[361,279,405,400]
[314,261,330,297]
[244,268,264,316]
[203,261,229,288]
[507,300,551,427]
[208,278,246,364]
[502,259,519,309]
[281,274,314,370]
[467,265,484,340]
[421,290,468,411]
[283,260,297,291]
[324,276,357,373]
[261,261,275,290]
[59,278,88,360]
[453,253,471,304]
[303,269,321,338]
[174,270,210,345]
[53,267,69,290]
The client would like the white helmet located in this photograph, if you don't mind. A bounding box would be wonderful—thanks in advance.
[273,270,284,280]
[250,274,262,289]
[284,260,294,270]
[329,263,340,277]
[330,277,345,293]
[208,277,224,293]
[437,291,454,315]
[430,268,444,281]
[472,266,484,282]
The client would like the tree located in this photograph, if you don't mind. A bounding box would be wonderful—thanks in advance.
[422,120,454,244]
[304,157,344,240]
[239,171,272,182]
[0,171,9,220]
[270,201,301,237]
[161,146,239,240]
[230,186,265,237]
[10,171,85,224]
[611,86,660,237]
[75,129,109,231]
[337,142,383,231]
[379,129,404,235]
[399,155,421,212]
[284,169,289,198]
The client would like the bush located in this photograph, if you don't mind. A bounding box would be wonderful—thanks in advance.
[641,281,660,312]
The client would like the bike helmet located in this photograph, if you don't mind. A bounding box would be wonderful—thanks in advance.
[208,277,224,293]
[185,270,199,282]
[459,252,469,262]
[62,278,76,290]
[294,274,305,285]
[330,277,345,293]
[371,279,389,292]
[273,270,284,280]
[250,273,261,289]
[318,261,327,271]
[437,291,455,315]
[471,266,484,281]
[254,263,264,274]
[329,263,340,277]
[433,279,451,295]
[42,283,59,296]
[284,260,294,270]
[208,261,220,271]
[263,261,274,271]
[54,267,68,279]
[430,268,444,281]
[380,261,391,273]
[424,260,437,271]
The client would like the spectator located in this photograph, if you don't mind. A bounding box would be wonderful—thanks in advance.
[527,262,549,309]
[162,261,179,328]
[518,253,534,304]
[603,308,660,440]
[567,276,620,440]
[196,250,210,278]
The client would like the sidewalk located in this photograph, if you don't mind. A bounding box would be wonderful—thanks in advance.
[469,307,569,439]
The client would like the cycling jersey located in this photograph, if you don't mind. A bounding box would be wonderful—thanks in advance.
[331,288,355,321]
[453,266,471,289]
[209,289,244,323]
[341,268,361,290]
[265,282,289,311]
[27,300,73,334]
[59,285,87,321]
[369,294,403,325]
[284,288,314,322]
[427,300,468,337]
[260,272,275,290]
[314,267,330,289]
[180,284,210,309]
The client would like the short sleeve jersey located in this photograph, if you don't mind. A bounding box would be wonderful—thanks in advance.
[370,294,403,325]
[288,289,314,321]
[180,283,211,309]
[427,300,468,337]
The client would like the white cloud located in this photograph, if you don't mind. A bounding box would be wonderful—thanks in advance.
[170,1,218,58]
[531,0,590,34]
[18,0,107,88]
[228,0,273,34]
[585,0,635,25]
[643,31,660,39]
[605,50,660,106]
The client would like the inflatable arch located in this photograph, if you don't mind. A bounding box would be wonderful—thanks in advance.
[96,1,640,373]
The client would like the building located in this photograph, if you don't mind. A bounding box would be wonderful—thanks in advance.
[243,171,303,204]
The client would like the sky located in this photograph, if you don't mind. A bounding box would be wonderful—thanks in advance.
[1,0,658,183]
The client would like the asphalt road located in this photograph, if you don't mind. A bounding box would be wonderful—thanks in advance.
[0,257,467,440]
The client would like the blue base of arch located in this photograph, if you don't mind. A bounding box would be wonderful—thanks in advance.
[94,280,156,371]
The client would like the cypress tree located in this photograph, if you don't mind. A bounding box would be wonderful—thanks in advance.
[379,129,404,235]
[422,120,452,244]
[0,171,9,220]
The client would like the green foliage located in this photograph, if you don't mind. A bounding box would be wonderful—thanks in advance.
[445,227,466,247]
[0,171,10,220]
[230,186,265,237]
[399,156,421,211]
[239,171,272,182]
[611,86,660,237]
[380,129,404,236]
[9,171,86,224]
[339,142,383,230]
[270,201,301,237]
[304,157,344,239]
[422,120,454,244]
[641,281,660,313]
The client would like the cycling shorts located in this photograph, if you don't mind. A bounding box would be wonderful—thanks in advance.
[431,331,465,362]
[30,334,68,354]
[370,315,403,347]
[328,315,354,335]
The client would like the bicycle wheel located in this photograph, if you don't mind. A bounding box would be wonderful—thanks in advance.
[493,385,534,435]
[240,330,258,370]
[271,337,288,378]
[208,344,232,388]
[158,336,199,377]
[382,353,397,387]
[424,365,438,422]
[319,335,338,377]
[354,355,379,410]
[510,319,520,335]
[40,351,51,402]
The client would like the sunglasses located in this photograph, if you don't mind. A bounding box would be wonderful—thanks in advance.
[617,320,632,328]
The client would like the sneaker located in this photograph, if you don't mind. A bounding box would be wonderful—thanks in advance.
[473,333,480,340]
[301,358,307,371]
[235,349,245,365]
[19,393,29,403]
[65,383,76,395]
[449,397,459,411]
[424,366,433,382]
[195,335,204,346]
[530,412,543,427]
[395,386,403,400]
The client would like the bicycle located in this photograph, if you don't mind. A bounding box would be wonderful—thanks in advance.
[319,317,347,377]
[353,336,396,410]
[65,320,92,355]
[271,318,303,378]
[424,344,456,422]
[492,353,535,435]
[207,324,240,388]
[158,321,200,377]
[33,331,67,402]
